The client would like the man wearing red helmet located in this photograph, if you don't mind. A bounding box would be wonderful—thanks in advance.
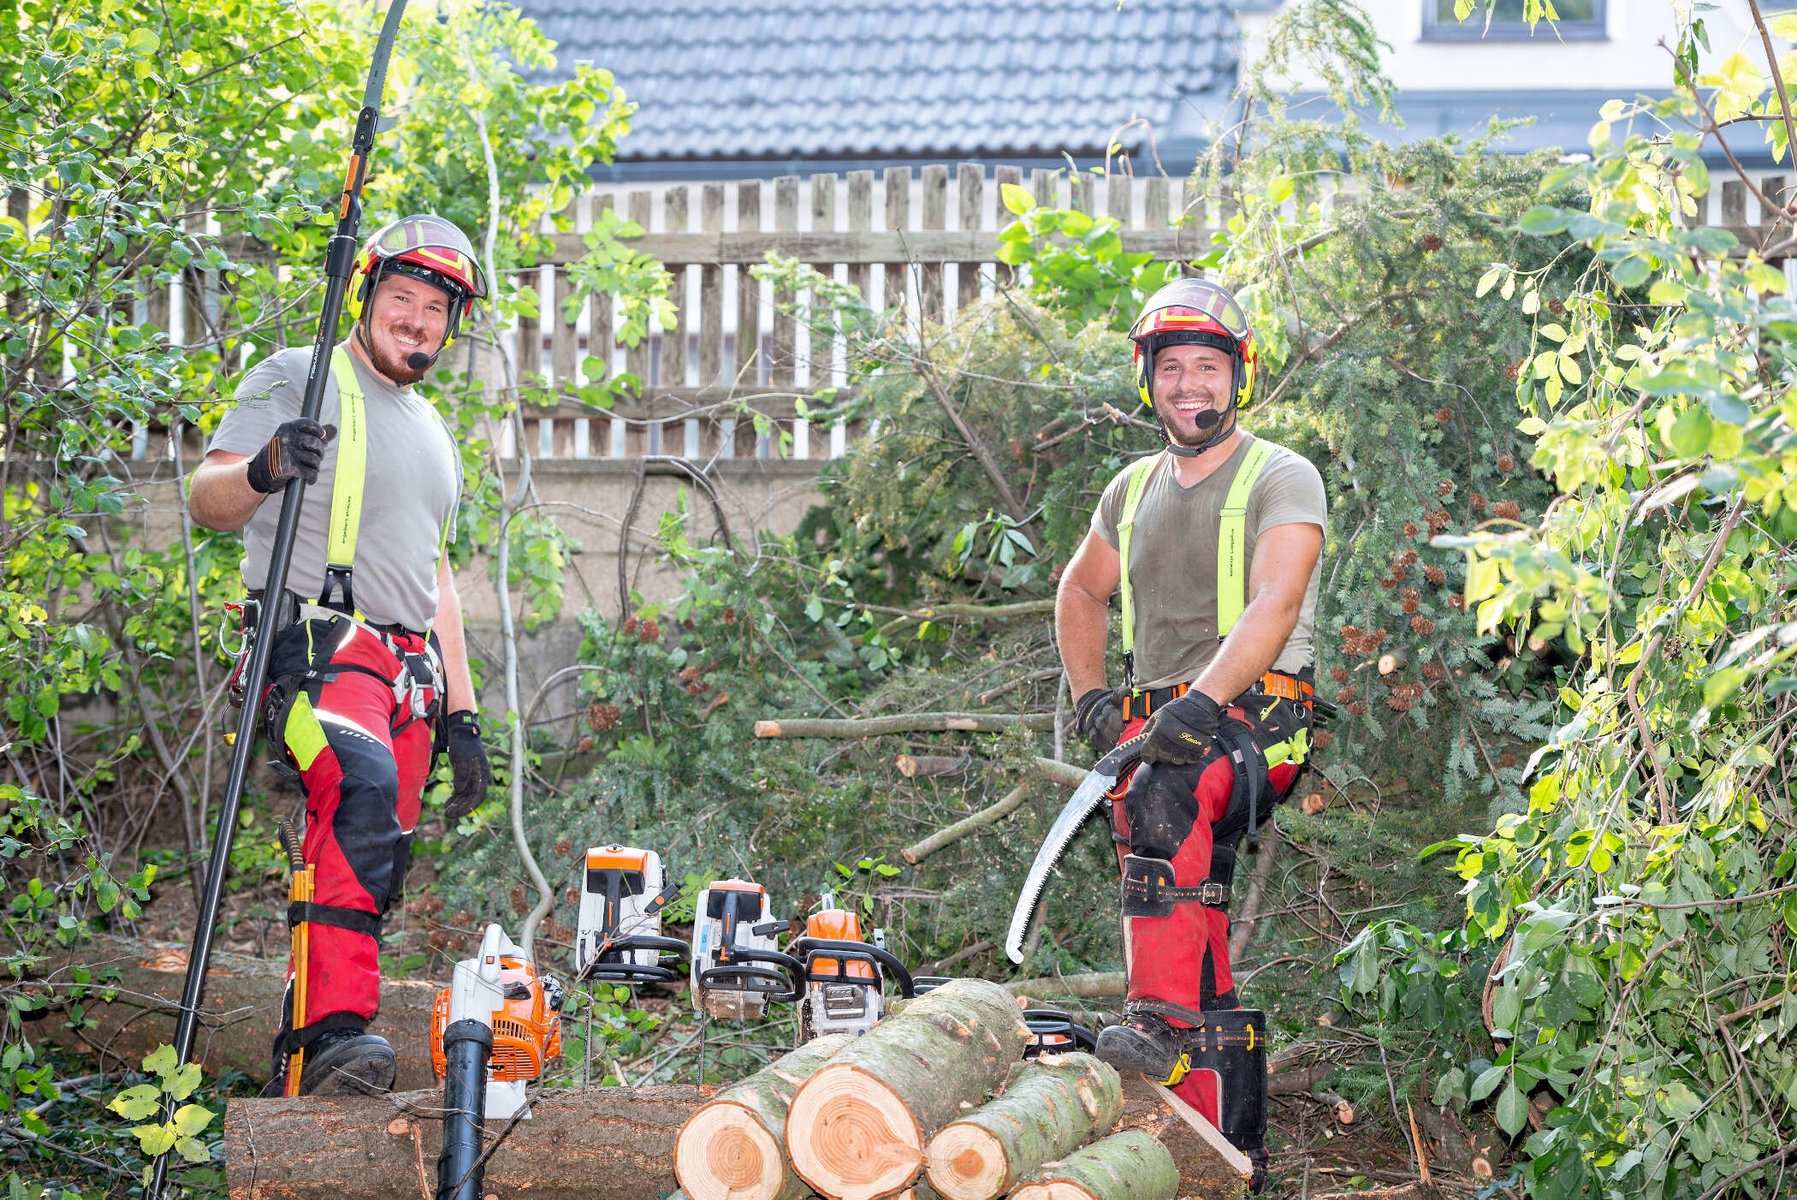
[190,214,493,1096]
[1056,278,1325,1184]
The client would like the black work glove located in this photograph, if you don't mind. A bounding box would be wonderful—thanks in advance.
[442,710,492,822]
[1073,687,1126,757]
[1137,690,1224,766]
[245,418,332,494]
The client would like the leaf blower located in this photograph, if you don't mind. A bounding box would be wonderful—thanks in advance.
[431,924,563,1200]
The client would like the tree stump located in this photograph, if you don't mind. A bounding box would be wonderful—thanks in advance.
[926,1053,1123,1200]
[1008,1131,1179,1200]
[676,1034,852,1200]
[785,978,1028,1200]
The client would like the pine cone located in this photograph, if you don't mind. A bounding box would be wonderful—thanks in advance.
[1423,661,1445,681]
[588,702,620,731]
[1379,577,1397,590]
[1420,233,1444,252]
[554,837,572,857]
[1499,751,1518,768]
[1448,594,1466,611]
[1347,701,1368,716]
[1312,729,1333,748]
[1330,666,1351,684]
[1505,361,1522,381]
[1470,493,1488,512]
[1493,500,1522,521]
[1401,588,1421,614]
[510,886,527,916]
[1497,454,1516,472]
[1335,686,1358,703]
[622,616,639,636]
[1424,564,1447,585]
[1427,510,1452,533]
[1548,299,1564,314]
[1435,406,1453,423]
[1404,521,1420,538]
[678,665,701,682]
[639,618,661,642]
[1399,550,1419,567]
[1410,616,1437,635]
[1386,695,1413,712]
[1390,563,1407,581]
[1438,480,1454,497]
[721,607,738,625]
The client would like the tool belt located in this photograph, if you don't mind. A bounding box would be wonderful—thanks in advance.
[1120,669,1315,721]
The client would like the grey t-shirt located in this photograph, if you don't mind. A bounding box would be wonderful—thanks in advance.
[207,343,462,632]
[1090,433,1326,689]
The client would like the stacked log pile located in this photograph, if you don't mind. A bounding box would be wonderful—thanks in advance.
[224,977,1250,1200]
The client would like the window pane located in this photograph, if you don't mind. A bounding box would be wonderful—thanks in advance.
[1434,0,1597,23]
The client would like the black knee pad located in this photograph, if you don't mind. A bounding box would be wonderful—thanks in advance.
[1123,760,1208,859]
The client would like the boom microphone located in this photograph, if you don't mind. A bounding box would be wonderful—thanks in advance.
[408,351,431,370]
[1193,409,1222,430]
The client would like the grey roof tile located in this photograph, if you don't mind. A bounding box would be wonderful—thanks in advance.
[517,0,1236,162]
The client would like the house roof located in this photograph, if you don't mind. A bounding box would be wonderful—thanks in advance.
[516,0,1239,167]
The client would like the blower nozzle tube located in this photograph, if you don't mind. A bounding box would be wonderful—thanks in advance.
[436,1019,494,1200]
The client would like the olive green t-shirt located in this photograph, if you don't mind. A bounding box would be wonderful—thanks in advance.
[1089,434,1326,690]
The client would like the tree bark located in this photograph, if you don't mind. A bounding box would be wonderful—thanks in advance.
[676,1034,853,1200]
[26,935,441,1091]
[925,1053,1123,1200]
[756,713,1055,739]
[901,785,1029,864]
[224,1084,714,1200]
[785,978,1029,1200]
[1031,757,1088,788]
[1114,1075,1249,1200]
[1008,1131,1178,1200]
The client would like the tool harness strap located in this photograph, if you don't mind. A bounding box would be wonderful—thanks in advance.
[1117,439,1279,667]
[317,347,367,615]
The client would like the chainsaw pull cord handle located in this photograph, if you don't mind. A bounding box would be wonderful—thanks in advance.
[147,6,410,1195]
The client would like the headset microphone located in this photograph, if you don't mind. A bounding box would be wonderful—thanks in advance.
[1193,409,1222,430]
[407,351,431,370]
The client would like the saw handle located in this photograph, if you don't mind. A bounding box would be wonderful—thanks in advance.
[788,937,916,998]
[578,933,690,986]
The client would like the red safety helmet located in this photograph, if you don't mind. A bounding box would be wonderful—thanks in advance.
[1128,278,1257,412]
[347,214,488,363]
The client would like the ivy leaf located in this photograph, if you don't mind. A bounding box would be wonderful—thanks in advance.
[1494,1081,1530,1136]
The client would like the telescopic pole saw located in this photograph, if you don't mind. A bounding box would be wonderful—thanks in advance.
[145,4,409,1195]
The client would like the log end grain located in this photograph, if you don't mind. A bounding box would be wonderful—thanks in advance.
[925,1122,1008,1200]
[677,1101,787,1200]
[755,720,782,737]
[785,1063,924,1200]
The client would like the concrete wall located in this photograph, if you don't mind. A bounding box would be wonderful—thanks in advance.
[123,458,829,736]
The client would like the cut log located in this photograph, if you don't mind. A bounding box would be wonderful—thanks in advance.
[27,934,440,1091]
[224,1084,713,1200]
[785,977,1028,1200]
[926,1052,1124,1200]
[677,1034,853,1200]
[1008,1131,1178,1200]
[896,754,974,778]
[755,713,1054,738]
[1004,972,1125,1000]
[1032,757,1088,788]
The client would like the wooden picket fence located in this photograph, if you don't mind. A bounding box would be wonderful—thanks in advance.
[130,164,1793,464]
[496,164,1206,463]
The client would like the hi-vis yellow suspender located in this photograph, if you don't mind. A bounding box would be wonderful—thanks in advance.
[1116,440,1277,682]
[316,348,367,615]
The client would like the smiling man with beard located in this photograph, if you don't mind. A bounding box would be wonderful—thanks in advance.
[1055,279,1325,1189]
[188,214,493,1097]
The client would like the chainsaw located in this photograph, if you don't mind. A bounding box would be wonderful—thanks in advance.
[912,975,1094,1057]
[431,924,563,1200]
[789,893,916,1041]
[689,878,803,1019]
[573,844,689,985]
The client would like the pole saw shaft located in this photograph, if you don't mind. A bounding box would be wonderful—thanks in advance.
[146,5,409,1194]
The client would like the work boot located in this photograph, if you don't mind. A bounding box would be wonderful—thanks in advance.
[298,1027,396,1096]
[1094,1004,1185,1079]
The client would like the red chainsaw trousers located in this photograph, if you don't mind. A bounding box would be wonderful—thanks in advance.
[264,616,437,1074]
[1110,701,1304,1125]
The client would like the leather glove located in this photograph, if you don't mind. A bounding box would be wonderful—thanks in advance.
[442,710,492,822]
[1138,690,1224,766]
[1073,687,1126,757]
[246,418,332,494]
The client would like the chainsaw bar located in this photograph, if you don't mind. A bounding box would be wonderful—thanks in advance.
[1004,734,1144,964]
